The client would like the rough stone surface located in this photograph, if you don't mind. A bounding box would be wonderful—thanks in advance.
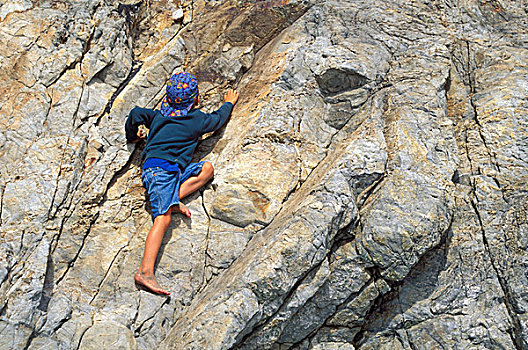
[0,0,527,349]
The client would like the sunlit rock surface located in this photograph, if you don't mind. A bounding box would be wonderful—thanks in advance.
[0,0,526,349]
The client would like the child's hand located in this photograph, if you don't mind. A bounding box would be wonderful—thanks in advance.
[137,127,147,140]
[224,89,239,105]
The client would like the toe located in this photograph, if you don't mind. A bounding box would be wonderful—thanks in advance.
[155,286,171,295]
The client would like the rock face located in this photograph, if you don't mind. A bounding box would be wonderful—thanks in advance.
[0,0,527,349]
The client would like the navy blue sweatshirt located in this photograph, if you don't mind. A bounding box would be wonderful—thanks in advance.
[125,103,233,169]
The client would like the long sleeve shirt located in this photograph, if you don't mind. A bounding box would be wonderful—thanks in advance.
[125,103,233,169]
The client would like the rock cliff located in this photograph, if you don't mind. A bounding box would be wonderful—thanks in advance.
[1,0,527,349]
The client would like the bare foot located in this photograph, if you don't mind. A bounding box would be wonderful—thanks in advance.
[172,203,191,218]
[134,271,171,295]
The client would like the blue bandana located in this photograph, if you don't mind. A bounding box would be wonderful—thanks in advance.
[160,72,199,117]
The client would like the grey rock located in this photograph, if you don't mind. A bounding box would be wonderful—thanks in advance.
[79,320,137,350]
[0,0,527,349]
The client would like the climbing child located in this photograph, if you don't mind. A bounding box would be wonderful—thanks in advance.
[125,72,239,295]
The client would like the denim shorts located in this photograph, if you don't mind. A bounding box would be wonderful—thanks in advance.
[141,161,206,219]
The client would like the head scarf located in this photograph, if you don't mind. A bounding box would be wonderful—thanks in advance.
[160,72,199,117]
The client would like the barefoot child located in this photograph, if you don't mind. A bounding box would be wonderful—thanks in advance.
[125,72,239,295]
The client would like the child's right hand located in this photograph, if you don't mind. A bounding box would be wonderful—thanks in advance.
[224,89,239,105]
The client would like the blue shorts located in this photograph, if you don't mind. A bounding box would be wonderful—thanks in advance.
[141,161,206,219]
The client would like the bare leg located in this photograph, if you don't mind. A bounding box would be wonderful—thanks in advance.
[171,162,214,217]
[179,161,214,200]
[135,207,173,295]
[135,162,213,294]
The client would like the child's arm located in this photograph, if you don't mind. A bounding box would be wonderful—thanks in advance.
[125,107,156,143]
[201,89,239,133]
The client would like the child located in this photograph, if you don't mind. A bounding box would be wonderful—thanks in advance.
[125,72,239,295]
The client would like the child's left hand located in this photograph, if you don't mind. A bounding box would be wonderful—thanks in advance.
[137,127,147,140]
